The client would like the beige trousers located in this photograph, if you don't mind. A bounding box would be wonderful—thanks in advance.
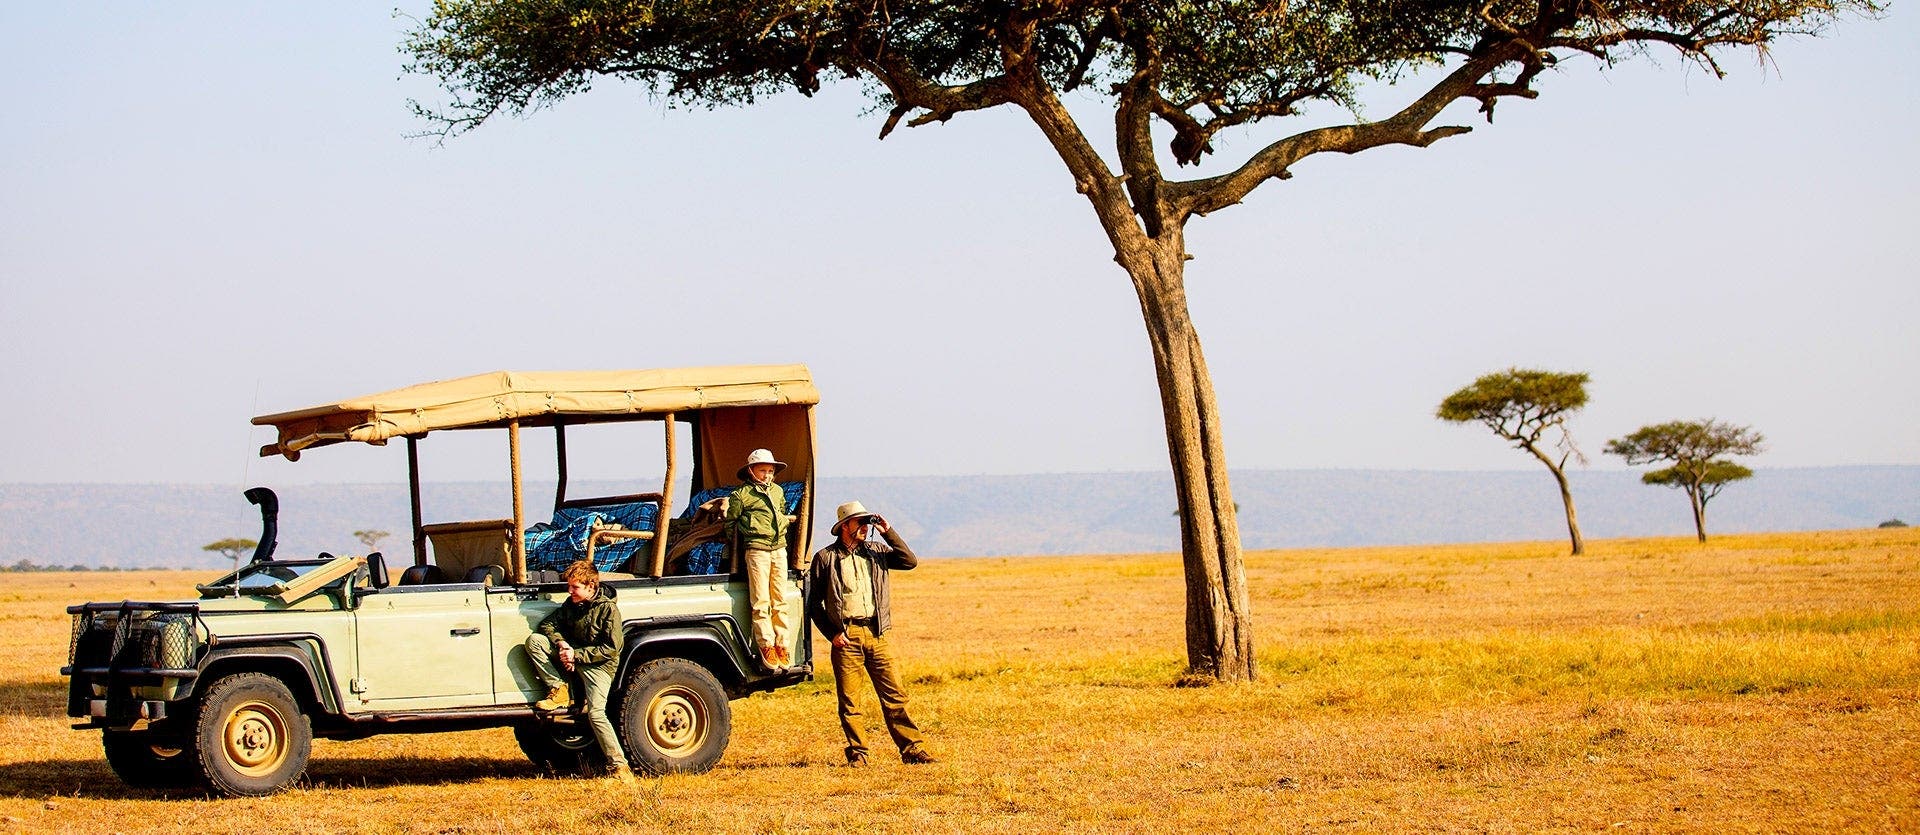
[744,547,791,654]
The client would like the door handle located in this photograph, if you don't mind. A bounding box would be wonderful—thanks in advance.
[450,627,482,637]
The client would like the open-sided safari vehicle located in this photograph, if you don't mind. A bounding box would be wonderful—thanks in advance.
[63,366,820,795]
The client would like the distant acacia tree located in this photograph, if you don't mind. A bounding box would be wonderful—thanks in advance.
[405,0,1877,682]
[354,529,391,552]
[1438,369,1591,555]
[1606,420,1763,542]
[202,538,258,562]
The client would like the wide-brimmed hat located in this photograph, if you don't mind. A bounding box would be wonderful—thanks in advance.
[736,448,788,481]
[832,500,885,535]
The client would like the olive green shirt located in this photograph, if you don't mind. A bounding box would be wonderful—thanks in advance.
[724,481,789,551]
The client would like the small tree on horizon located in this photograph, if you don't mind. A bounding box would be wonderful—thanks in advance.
[202,538,258,563]
[354,529,392,552]
[1606,419,1763,542]
[1438,368,1590,555]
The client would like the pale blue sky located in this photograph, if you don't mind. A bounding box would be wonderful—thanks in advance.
[2,4,1915,486]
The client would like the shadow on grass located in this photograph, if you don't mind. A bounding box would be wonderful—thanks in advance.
[0,755,539,799]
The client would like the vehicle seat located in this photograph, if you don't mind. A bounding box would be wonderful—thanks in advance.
[398,564,445,586]
[465,564,505,586]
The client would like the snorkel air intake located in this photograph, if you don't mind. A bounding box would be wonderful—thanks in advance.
[244,487,279,563]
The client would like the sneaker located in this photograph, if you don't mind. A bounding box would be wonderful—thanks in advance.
[900,746,937,765]
[759,646,781,671]
[533,684,571,712]
[774,645,792,668]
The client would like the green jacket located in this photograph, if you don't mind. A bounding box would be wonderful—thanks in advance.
[725,481,789,551]
[534,587,623,671]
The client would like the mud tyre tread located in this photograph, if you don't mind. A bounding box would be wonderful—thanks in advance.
[190,672,312,797]
[616,657,731,776]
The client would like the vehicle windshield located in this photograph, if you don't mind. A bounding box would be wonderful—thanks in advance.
[197,560,336,596]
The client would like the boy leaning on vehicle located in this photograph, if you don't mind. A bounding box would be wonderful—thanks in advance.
[525,559,636,783]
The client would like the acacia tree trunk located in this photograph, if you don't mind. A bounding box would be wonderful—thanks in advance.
[1010,60,1255,682]
[1524,446,1585,555]
[1687,484,1708,542]
[1116,228,1256,682]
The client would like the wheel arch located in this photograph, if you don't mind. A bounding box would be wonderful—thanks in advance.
[618,620,749,696]
[199,641,341,717]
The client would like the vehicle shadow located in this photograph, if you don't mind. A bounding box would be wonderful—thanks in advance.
[0,756,540,799]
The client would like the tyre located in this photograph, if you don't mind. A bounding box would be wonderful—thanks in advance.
[189,673,312,797]
[102,726,195,789]
[512,720,607,777]
[616,658,731,776]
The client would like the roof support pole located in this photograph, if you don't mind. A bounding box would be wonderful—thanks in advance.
[407,436,426,567]
[652,413,677,578]
[508,419,527,582]
[554,421,569,512]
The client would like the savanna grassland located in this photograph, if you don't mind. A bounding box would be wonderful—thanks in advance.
[1,529,1915,833]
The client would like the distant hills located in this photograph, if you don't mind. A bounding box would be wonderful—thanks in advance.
[2,466,1914,567]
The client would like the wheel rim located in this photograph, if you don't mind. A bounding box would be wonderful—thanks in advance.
[646,685,708,757]
[221,699,290,777]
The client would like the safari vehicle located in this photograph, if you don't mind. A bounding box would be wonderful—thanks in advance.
[64,366,821,796]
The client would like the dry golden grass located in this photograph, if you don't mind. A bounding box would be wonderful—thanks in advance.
[1,528,1915,833]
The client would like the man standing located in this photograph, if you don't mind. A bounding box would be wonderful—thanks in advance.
[807,501,936,767]
[525,559,635,783]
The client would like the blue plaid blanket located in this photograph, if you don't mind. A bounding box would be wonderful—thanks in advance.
[679,482,804,575]
[525,502,660,572]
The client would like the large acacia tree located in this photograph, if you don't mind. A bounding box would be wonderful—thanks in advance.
[406,0,1874,682]
[1438,368,1590,555]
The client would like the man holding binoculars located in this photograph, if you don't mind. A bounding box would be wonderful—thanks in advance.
[806,500,937,767]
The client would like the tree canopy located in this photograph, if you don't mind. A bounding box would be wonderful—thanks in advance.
[1437,367,1590,553]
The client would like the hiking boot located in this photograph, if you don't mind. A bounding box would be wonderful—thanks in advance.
[607,764,638,785]
[760,646,781,671]
[534,684,571,712]
[774,645,792,668]
[845,748,869,768]
[900,746,937,765]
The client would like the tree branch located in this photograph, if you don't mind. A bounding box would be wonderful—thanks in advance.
[1169,47,1520,220]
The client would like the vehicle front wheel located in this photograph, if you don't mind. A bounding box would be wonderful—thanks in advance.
[102,726,195,789]
[616,658,731,776]
[190,673,312,797]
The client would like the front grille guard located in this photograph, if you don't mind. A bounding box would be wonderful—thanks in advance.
[65,601,207,676]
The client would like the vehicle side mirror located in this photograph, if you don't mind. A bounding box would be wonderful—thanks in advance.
[366,552,390,589]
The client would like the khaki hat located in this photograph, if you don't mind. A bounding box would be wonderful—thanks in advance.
[832,500,884,535]
[736,448,788,481]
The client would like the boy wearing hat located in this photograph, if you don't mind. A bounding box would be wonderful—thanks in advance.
[724,448,798,671]
[806,500,936,766]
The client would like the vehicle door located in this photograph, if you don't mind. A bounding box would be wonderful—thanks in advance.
[489,585,560,704]
[352,583,493,705]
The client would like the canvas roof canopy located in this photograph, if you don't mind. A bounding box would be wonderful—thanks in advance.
[253,365,817,459]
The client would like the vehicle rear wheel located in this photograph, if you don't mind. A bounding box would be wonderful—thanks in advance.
[190,673,311,797]
[616,658,731,776]
[512,720,607,777]
[102,726,195,789]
